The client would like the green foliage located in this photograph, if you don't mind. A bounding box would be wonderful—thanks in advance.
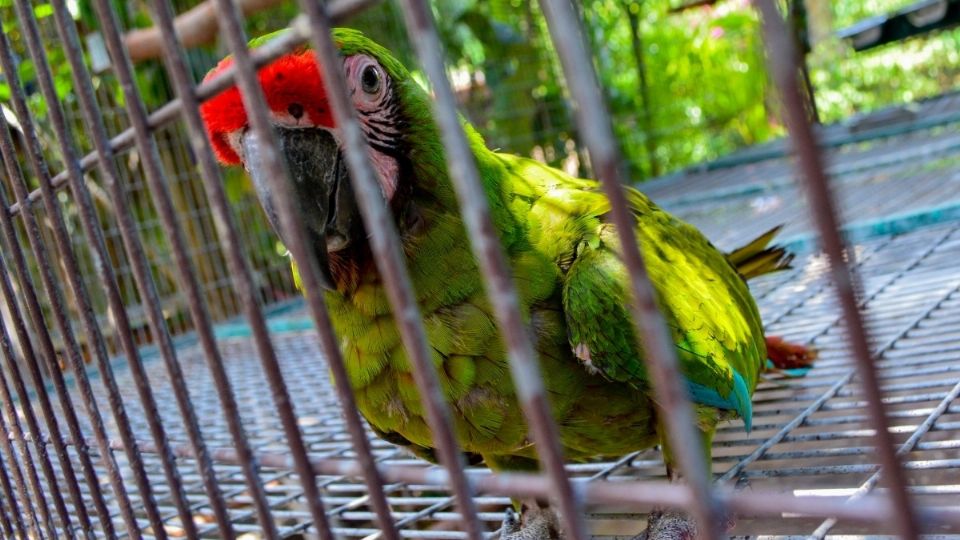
[810,1,960,123]
[326,0,776,178]
[585,0,776,176]
[217,0,960,178]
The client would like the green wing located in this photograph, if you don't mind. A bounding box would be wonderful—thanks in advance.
[558,187,766,431]
[494,153,765,431]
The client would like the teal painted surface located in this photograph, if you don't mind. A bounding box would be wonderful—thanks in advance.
[780,200,960,254]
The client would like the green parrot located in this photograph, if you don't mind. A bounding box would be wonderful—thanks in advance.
[200,28,814,537]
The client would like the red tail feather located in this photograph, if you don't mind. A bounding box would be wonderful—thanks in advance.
[765,336,818,370]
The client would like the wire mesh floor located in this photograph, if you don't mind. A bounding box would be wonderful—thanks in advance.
[7,90,960,537]
[7,215,958,538]
[644,93,960,253]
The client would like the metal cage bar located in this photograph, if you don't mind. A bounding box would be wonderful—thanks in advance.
[0,250,72,538]
[0,46,137,540]
[0,265,60,539]
[17,0,239,535]
[385,2,591,539]
[0,0,957,537]
[754,1,919,538]
[0,358,32,538]
[211,3,486,540]
[538,0,725,537]
[51,0,274,533]
[149,0,402,537]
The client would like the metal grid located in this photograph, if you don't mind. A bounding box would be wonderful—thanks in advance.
[0,0,957,538]
[642,94,960,251]
[6,219,960,538]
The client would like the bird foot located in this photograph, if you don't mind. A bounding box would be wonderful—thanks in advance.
[631,508,736,540]
[631,510,697,540]
[500,504,563,540]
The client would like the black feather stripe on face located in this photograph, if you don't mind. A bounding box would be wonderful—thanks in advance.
[356,71,403,156]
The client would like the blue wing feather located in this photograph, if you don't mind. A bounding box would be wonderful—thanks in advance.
[685,370,753,432]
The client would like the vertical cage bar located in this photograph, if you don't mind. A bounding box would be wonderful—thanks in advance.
[279,11,487,540]
[139,9,319,534]
[0,103,106,540]
[0,443,22,536]
[50,2,226,535]
[0,471,14,540]
[140,6,322,537]
[386,1,590,539]
[193,6,403,539]
[537,0,725,538]
[2,431,45,538]
[0,408,32,539]
[0,265,52,540]
[0,6,166,537]
[47,0,266,536]
[0,387,27,539]
[0,215,74,540]
[83,1,288,536]
[754,1,919,538]
[193,3,346,539]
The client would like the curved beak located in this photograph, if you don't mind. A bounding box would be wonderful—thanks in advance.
[241,126,361,289]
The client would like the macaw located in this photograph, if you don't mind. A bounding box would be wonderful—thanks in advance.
[199,28,814,538]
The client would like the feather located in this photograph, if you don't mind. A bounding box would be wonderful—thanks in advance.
[685,370,753,432]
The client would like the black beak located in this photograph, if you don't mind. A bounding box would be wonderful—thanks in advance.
[241,126,360,289]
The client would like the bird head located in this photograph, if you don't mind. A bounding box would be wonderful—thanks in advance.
[200,29,441,290]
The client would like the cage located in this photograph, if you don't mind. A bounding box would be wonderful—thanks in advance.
[0,0,957,538]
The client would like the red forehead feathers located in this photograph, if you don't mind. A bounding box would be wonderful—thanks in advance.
[199,50,335,164]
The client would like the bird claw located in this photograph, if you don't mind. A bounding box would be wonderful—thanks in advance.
[501,507,521,536]
[632,510,698,540]
[499,504,563,540]
[632,508,736,540]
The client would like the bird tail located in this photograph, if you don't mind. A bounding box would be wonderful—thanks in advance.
[726,225,794,280]
[764,335,817,377]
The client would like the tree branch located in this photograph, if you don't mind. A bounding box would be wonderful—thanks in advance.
[124,0,285,63]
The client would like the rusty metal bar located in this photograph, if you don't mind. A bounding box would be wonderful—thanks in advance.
[538,0,724,538]
[147,0,401,536]
[6,0,381,219]
[19,432,960,531]
[0,232,74,539]
[388,2,589,539]
[55,0,284,535]
[754,1,919,538]
[0,2,175,536]
[235,7,409,540]
[0,69,123,540]
[0,374,27,539]
[286,8,484,540]
[202,1,364,539]
[26,0,237,536]
[0,470,13,539]
[0,269,52,539]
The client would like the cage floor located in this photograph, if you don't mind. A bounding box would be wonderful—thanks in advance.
[644,95,960,253]
[9,99,960,538]
[10,216,958,539]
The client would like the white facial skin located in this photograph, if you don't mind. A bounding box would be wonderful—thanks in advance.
[343,54,401,201]
[232,53,403,214]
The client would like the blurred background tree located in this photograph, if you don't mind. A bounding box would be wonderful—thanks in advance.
[321,0,959,179]
[4,0,959,189]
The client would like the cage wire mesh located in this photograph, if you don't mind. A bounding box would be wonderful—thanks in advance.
[0,0,958,538]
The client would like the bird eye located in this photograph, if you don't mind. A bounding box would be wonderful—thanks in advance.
[360,65,381,94]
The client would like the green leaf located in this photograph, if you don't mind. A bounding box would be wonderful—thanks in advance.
[33,3,53,18]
